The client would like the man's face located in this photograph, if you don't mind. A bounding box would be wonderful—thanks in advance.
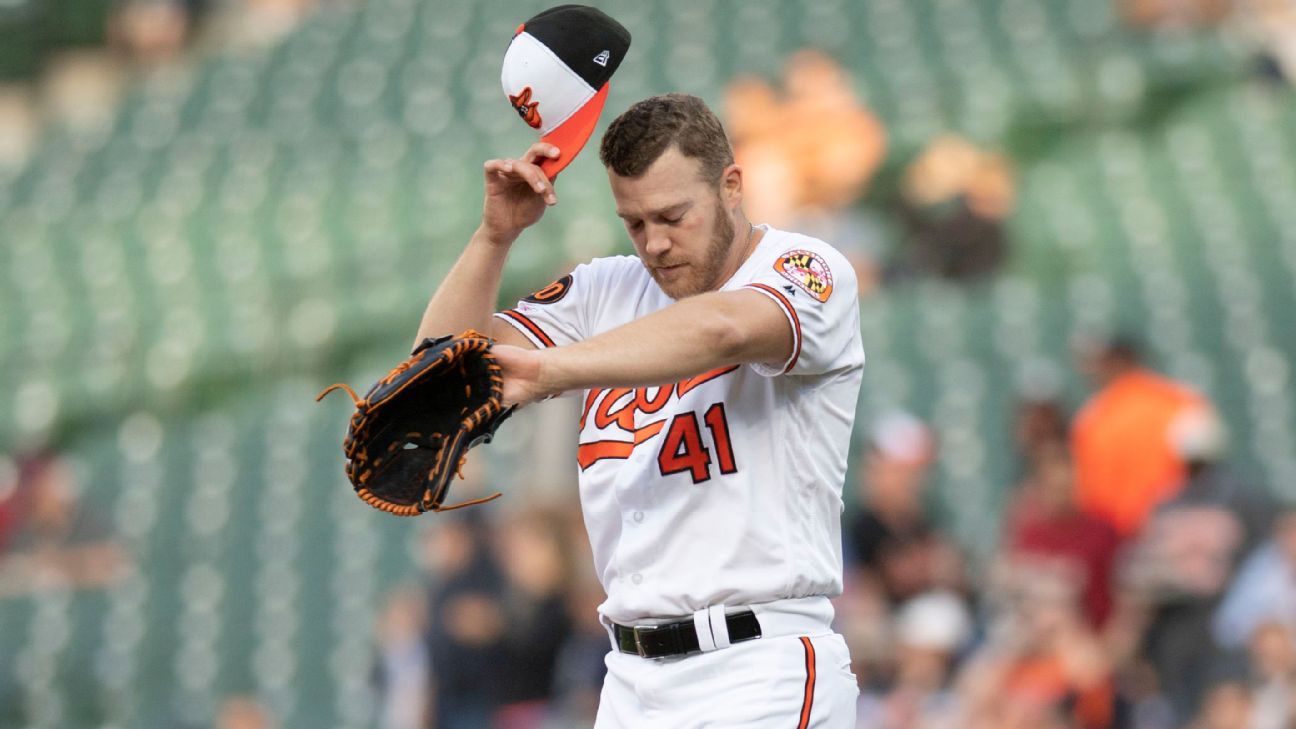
[608,146,737,299]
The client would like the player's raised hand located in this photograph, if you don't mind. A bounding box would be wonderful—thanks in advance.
[480,142,561,245]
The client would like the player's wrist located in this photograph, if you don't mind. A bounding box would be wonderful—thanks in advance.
[474,222,520,249]
[533,349,565,400]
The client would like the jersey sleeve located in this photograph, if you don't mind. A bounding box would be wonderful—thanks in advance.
[740,238,865,377]
[494,262,598,348]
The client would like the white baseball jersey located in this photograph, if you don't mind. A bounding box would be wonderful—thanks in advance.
[495,225,864,625]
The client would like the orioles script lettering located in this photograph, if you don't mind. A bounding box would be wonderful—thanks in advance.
[577,365,739,470]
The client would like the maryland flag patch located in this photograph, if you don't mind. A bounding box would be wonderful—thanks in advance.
[775,250,834,303]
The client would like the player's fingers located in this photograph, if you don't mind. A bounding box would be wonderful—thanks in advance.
[484,158,531,187]
[484,158,556,204]
[483,159,514,176]
[510,159,558,205]
[521,142,562,164]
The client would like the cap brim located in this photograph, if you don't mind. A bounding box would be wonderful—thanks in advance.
[539,83,609,180]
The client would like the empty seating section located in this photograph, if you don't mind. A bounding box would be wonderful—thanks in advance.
[0,382,420,726]
[1,1,1293,726]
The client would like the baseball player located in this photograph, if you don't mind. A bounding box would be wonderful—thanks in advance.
[415,89,864,727]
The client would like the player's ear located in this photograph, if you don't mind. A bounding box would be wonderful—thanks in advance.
[719,163,742,207]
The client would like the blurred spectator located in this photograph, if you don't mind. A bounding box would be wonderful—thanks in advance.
[1070,334,1208,539]
[0,456,19,552]
[893,135,1013,282]
[849,411,965,606]
[0,87,39,168]
[1187,679,1254,729]
[834,566,894,694]
[893,590,971,688]
[40,51,127,138]
[1246,620,1296,729]
[109,0,206,64]
[373,586,430,729]
[551,579,610,726]
[1088,409,1270,721]
[492,510,574,729]
[216,696,276,729]
[1012,397,1070,474]
[1009,361,1070,473]
[725,51,888,294]
[206,0,319,49]
[0,450,130,597]
[1165,408,1276,556]
[1213,507,1296,651]
[422,512,507,729]
[1116,409,1270,725]
[850,411,936,573]
[1003,440,1121,627]
[545,507,611,726]
[417,503,585,729]
[1234,0,1296,86]
[857,590,971,729]
[1118,0,1233,29]
[780,51,888,211]
[726,75,800,229]
[1121,502,1246,722]
[1244,614,1296,726]
[959,570,1122,729]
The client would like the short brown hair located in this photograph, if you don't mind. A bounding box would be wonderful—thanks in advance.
[599,93,734,183]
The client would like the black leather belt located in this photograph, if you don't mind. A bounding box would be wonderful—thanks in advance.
[613,610,762,658]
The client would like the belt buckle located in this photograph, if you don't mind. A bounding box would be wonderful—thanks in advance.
[631,624,658,657]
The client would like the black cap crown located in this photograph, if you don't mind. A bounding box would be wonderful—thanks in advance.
[520,5,631,90]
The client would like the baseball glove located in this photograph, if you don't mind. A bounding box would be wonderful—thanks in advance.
[315,330,512,516]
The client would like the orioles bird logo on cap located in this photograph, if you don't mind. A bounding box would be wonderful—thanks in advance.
[509,87,542,129]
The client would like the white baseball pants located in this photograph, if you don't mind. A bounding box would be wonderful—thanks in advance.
[594,598,859,728]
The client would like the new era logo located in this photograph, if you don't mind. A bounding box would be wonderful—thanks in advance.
[593,50,610,67]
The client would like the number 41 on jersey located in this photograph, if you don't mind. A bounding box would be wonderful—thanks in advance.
[657,403,737,483]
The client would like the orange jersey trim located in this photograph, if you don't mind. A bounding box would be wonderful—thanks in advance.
[746,283,802,374]
[798,636,816,729]
[498,310,556,348]
[576,419,667,470]
[676,365,740,397]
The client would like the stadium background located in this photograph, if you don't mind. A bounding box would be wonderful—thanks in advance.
[0,0,1294,727]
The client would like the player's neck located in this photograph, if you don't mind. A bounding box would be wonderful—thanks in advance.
[737,212,762,260]
[714,213,762,289]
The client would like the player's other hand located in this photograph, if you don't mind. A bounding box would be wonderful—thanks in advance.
[480,142,561,246]
[492,343,553,407]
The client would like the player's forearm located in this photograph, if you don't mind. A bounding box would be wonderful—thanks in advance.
[543,301,736,389]
[538,291,785,392]
[413,226,512,348]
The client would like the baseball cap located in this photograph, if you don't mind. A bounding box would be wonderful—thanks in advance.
[1169,406,1228,463]
[869,409,935,464]
[501,5,631,178]
[893,591,972,652]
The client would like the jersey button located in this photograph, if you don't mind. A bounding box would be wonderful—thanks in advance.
[633,511,644,523]
[631,573,643,585]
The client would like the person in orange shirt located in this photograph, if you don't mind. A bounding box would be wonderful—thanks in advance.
[1070,335,1208,539]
